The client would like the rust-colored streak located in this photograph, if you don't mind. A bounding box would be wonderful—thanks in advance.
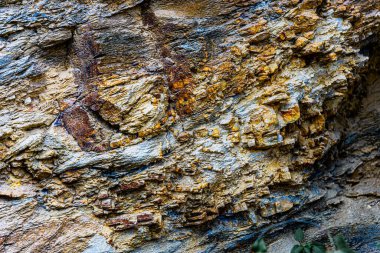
[166,58,196,115]
[82,92,105,112]
[71,27,100,85]
[141,1,196,116]
[62,106,97,151]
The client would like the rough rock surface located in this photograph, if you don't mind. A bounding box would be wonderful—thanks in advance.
[0,0,379,252]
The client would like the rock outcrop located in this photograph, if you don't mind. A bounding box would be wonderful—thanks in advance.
[0,0,379,252]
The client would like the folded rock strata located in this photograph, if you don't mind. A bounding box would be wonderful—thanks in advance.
[0,0,379,252]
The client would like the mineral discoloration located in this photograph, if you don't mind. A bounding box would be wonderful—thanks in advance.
[0,0,379,252]
[62,106,98,150]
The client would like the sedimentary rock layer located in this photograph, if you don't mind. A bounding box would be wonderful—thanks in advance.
[0,0,379,252]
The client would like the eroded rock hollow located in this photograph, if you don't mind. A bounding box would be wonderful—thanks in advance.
[0,0,379,252]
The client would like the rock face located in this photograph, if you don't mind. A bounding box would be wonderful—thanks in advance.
[0,0,379,252]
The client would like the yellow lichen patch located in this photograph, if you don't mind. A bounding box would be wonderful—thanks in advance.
[0,145,7,160]
[110,136,131,149]
[231,71,247,88]
[231,123,240,132]
[138,122,164,138]
[246,19,267,35]
[278,29,296,41]
[210,128,220,138]
[176,92,195,114]
[228,132,240,144]
[328,52,338,61]
[174,182,209,193]
[248,45,263,53]
[10,179,22,188]
[272,7,283,14]
[304,41,325,54]
[295,36,309,48]
[281,104,301,124]
[99,76,130,89]
[230,46,242,56]
[258,46,277,61]
[194,128,208,138]
[309,114,325,134]
[202,66,212,72]
[293,10,320,30]
[217,61,234,74]
[172,77,192,90]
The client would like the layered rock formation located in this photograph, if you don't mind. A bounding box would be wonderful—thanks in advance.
[0,0,379,252]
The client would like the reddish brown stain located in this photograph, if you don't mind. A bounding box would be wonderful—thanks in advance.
[118,180,145,192]
[136,213,153,222]
[66,26,115,151]
[71,26,100,85]
[62,106,97,151]
[82,92,105,111]
[107,217,137,229]
[141,1,196,116]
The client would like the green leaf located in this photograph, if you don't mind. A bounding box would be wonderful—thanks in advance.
[312,247,325,253]
[294,228,305,242]
[311,242,325,248]
[333,235,349,250]
[332,235,355,253]
[253,238,267,253]
[291,245,304,253]
[304,246,312,253]
[312,244,326,253]
[333,250,356,253]
[311,245,326,253]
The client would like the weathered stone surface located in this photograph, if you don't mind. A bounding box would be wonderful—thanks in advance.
[0,0,379,252]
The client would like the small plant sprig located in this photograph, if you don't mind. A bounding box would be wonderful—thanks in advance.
[252,229,357,253]
[331,235,356,253]
[291,228,326,253]
[252,238,267,253]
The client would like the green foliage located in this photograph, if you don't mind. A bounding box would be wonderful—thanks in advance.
[295,228,305,242]
[253,229,356,253]
[291,239,326,253]
[291,228,327,253]
[332,235,356,253]
[253,238,267,253]
[311,242,326,253]
[291,244,304,253]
